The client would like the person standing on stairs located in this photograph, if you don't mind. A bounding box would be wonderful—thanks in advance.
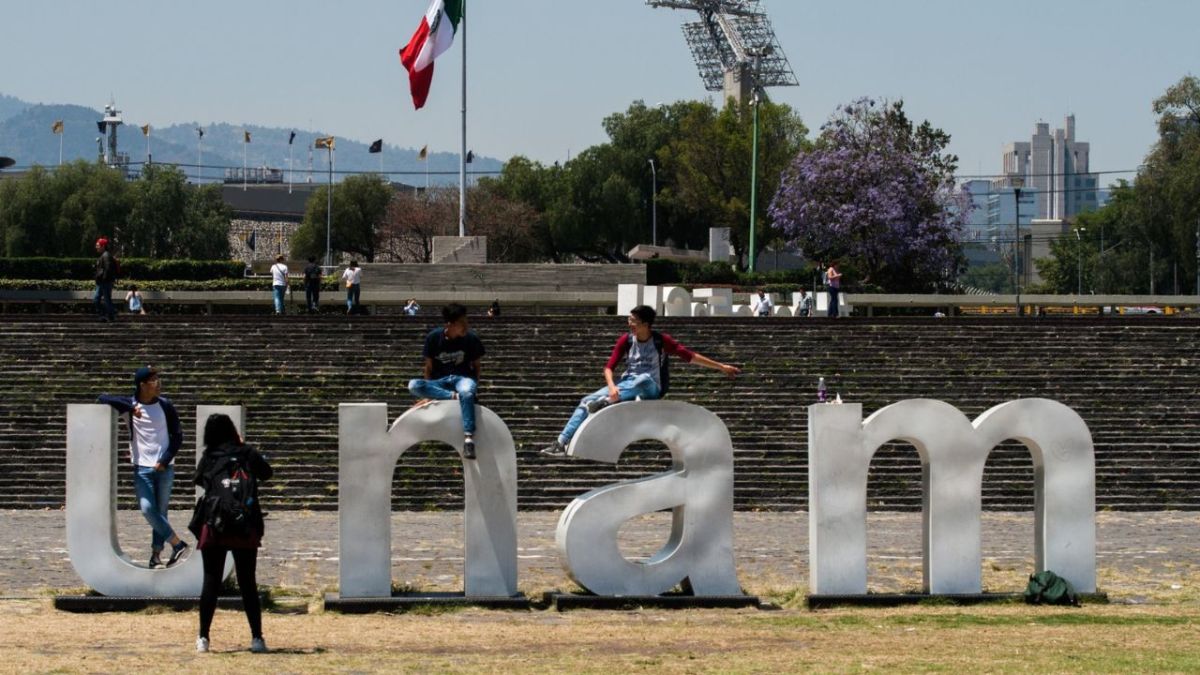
[407,303,485,460]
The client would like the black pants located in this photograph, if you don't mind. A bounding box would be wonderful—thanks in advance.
[305,282,321,311]
[200,546,262,640]
[828,287,840,318]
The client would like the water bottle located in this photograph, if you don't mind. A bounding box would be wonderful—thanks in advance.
[817,377,827,403]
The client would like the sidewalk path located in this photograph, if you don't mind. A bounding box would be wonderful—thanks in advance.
[2,511,1196,602]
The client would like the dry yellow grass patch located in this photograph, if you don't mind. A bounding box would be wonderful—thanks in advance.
[0,600,1197,673]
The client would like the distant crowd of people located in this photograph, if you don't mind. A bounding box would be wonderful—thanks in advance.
[90,239,845,321]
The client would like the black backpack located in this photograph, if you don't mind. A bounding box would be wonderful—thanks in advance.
[197,452,258,536]
[622,330,670,396]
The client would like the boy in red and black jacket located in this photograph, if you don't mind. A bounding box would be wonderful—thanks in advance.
[541,304,740,457]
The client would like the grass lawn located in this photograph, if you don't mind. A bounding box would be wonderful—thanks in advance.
[1,600,1196,673]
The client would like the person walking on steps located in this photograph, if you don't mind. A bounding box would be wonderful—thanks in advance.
[270,255,289,315]
[93,237,118,322]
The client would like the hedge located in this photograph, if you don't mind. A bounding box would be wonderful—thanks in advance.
[0,278,342,292]
[644,258,820,289]
[0,258,245,281]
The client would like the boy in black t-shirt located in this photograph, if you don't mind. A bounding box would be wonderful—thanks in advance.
[407,303,485,459]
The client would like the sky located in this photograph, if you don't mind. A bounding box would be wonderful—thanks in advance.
[4,0,1199,183]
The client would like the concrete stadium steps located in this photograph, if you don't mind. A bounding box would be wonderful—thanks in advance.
[1,315,1198,511]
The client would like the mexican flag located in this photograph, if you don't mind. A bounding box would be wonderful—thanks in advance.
[399,0,463,110]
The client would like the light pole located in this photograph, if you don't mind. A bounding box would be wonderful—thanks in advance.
[1012,176,1024,315]
[648,158,657,246]
[1074,227,1086,295]
[746,45,772,274]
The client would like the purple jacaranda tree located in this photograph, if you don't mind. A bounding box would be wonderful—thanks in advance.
[769,98,970,291]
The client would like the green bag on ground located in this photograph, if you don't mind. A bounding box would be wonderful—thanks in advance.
[1024,570,1081,606]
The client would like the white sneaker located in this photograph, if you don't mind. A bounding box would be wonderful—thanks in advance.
[196,637,209,653]
[250,637,268,653]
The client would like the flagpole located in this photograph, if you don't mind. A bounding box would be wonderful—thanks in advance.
[325,145,333,267]
[459,0,468,237]
[58,130,63,167]
[197,130,203,183]
[243,134,248,192]
[289,141,294,195]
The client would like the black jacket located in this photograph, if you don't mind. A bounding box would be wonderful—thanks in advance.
[94,250,116,283]
[193,442,273,534]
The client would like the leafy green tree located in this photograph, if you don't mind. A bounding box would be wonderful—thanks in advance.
[54,162,131,256]
[176,184,232,260]
[483,98,807,263]
[666,97,809,264]
[125,164,188,258]
[292,174,392,262]
[480,156,565,260]
[0,161,134,257]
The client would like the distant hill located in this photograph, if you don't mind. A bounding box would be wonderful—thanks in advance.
[0,94,502,186]
[0,94,28,123]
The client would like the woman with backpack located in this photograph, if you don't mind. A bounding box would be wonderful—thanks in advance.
[191,413,273,654]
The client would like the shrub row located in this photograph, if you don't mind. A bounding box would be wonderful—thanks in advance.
[644,258,821,289]
[0,258,245,281]
[0,278,342,292]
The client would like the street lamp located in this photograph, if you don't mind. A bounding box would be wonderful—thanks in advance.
[648,158,658,247]
[746,45,772,274]
[1011,176,1024,315]
[1074,227,1086,295]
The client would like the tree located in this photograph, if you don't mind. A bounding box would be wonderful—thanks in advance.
[770,98,968,291]
[176,184,232,260]
[665,97,808,263]
[467,184,541,262]
[125,164,189,258]
[482,98,808,263]
[292,174,392,262]
[481,156,566,261]
[0,161,131,257]
[375,189,456,263]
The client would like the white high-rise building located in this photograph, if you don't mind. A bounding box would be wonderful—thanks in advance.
[1000,115,1099,221]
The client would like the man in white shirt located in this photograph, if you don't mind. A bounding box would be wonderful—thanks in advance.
[98,366,190,568]
[341,261,362,314]
[270,255,289,315]
[752,289,774,317]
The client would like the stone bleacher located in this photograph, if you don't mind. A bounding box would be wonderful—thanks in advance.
[1,315,1197,512]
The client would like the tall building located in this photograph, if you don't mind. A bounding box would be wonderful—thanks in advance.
[1000,115,1099,221]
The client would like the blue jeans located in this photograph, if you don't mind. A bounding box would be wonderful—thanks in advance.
[273,285,286,314]
[828,287,840,318]
[346,284,360,311]
[93,282,115,319]
[133,464,177,552]
[408,375,477,434]
[558,373,661,445]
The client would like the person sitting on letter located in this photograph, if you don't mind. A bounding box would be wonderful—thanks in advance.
[540,304,740,457]
[407,303,485,460]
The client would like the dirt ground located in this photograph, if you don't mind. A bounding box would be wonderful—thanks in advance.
[2,510,1198,672]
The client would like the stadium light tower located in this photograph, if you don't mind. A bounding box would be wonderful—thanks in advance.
[646,0,797,104]
[647,0,797,271]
